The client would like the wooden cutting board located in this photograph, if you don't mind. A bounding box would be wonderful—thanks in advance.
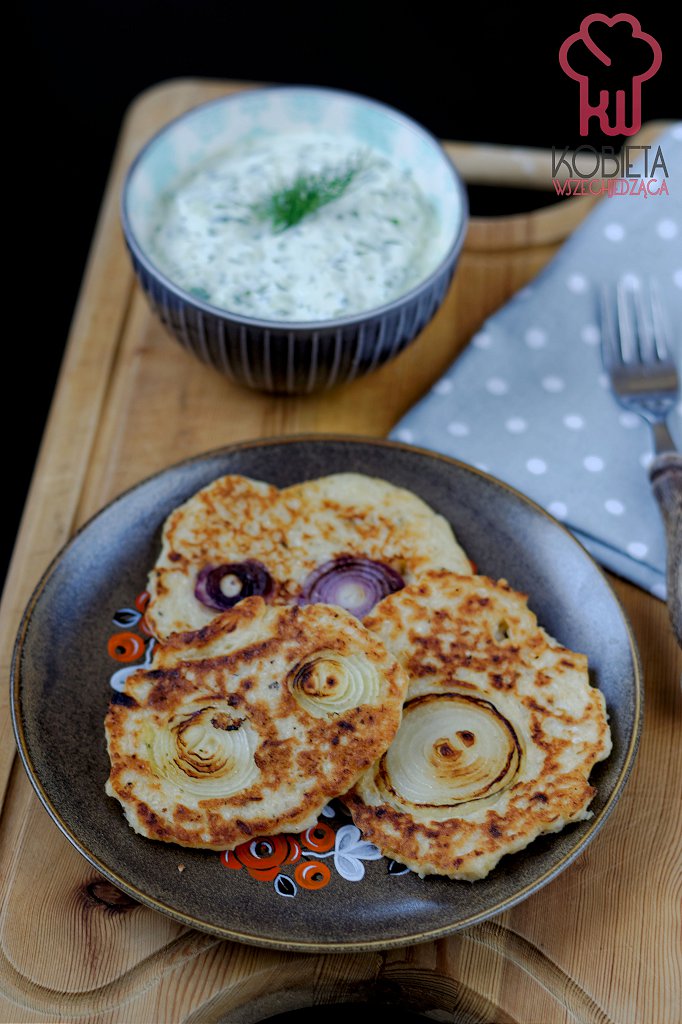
[0,80,678,1024]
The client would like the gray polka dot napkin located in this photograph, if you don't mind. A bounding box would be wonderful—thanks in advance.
[391,124,682,599]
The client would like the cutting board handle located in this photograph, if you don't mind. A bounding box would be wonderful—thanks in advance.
[445,120,673,250]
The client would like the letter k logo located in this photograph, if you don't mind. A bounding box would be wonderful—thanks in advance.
[559,14,662,136]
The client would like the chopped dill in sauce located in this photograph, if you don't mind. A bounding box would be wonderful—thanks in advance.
[251,157,366,232]
[150,132,439,321]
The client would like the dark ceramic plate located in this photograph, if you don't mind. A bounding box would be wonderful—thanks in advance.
[12,437,642,952]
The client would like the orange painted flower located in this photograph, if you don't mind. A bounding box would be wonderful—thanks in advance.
[135,591,151,613]
[107,631,145,662]
[294,861,331,890]
[237,836,290,871]
[225,835,302,880]
[301,823,335,853]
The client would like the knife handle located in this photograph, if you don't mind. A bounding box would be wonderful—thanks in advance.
[650,452,682,649]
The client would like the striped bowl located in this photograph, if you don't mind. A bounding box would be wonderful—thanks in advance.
[121,86,469,394]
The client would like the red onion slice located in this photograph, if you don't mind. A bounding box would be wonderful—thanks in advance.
[298,556,405,618]
[194,560,273,611]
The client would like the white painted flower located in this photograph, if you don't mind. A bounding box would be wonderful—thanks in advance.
[332,824,382,882]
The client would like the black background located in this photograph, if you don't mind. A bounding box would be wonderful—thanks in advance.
[10,3,677,590]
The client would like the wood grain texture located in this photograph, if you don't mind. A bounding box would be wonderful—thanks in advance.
[0,80,679,1024]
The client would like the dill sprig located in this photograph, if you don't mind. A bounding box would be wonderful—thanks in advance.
[252,156,366,231]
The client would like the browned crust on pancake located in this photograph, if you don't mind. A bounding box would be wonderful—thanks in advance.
[363,573,549,693]
[105,598,408,850]
[345,770,596,877]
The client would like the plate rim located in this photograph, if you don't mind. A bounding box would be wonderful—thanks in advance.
[10,433,643,952]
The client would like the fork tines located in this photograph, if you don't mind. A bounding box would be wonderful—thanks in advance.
[601,278,674,369]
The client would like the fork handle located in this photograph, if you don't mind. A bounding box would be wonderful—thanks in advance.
[650,452,682,648]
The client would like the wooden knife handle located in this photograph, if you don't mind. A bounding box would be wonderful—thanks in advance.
[650,452,682,649]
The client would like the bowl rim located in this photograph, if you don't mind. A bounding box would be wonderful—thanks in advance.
[120,83,470,332]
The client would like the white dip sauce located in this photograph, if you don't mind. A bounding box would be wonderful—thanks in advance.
[149,132,440,321]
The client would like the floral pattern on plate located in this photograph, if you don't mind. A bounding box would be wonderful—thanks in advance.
[220,813,384,897]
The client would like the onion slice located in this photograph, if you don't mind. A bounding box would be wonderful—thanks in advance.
[298,555,405,618]
[151,701,259,798]
[287,650,382,718]
[194,560,273,611]
[378,693,522,814]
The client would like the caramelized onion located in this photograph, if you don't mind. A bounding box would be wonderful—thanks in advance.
[151,701,259,798]
[378,693,522,813]
[298,556,404,618]
[287,650,381,718]
[195,560,273,610]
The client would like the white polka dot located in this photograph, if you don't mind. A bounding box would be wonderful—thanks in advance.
[657,219,679,240]
[639,451,654,469]
[674,268,682,289]
[473,332,492,349]
[604,223,625,241]
[527,458,547,475]
[474,462,490,472]
[598,373,610,389]
[605,499,625,515]
[486,377,508,395]
[395,428,414,443]
[567,273,588,293]
[525,327,547,349]
[619,411,641,429]
[548,501,568,519]
[581,324,600,345]
[651,581,667,600]
[542,376,565,393]
[584,455,605,472]
[446,421,470,437]
[672,124,682,141]
[622,272,641,291]
[506,417,528,433]
[433,378,453,395]
[626,541,648,560]
[563,414,584,430]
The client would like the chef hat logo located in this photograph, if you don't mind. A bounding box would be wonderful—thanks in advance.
[559,14,662,137]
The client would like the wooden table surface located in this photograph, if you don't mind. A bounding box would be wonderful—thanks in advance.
[0,80,679,1024]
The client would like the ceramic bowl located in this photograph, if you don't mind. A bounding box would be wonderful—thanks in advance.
[121,85,469,394]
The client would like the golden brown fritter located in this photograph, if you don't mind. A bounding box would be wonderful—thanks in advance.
[346,571,612,879]
[145,473,471,639]
[105,597,408,850]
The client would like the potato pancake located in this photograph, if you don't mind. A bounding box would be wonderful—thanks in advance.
[146,473,471,639]
[347,571,612,879]
[105,597,408,850]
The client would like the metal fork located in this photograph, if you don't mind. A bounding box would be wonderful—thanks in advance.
[600,279,682,647]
